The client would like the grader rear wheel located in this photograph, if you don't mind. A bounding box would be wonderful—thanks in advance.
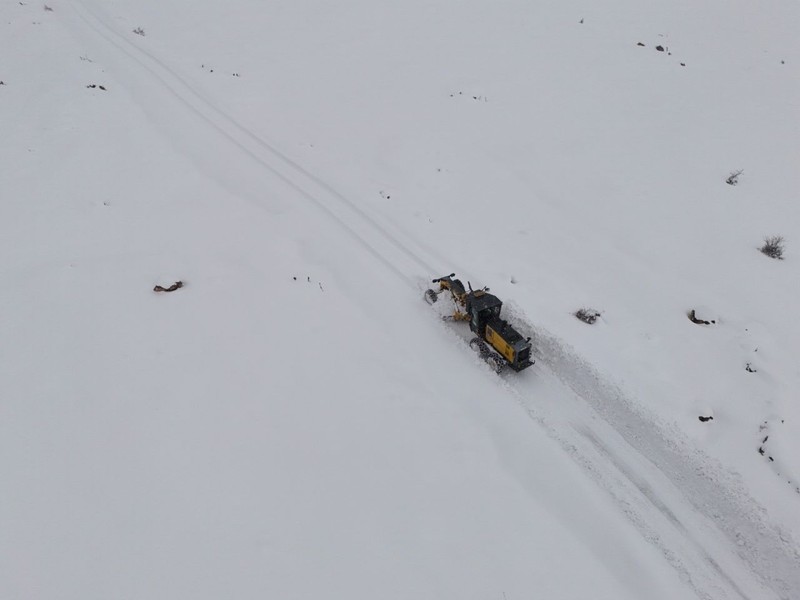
[469,337,489,357]
[484,353,505,374]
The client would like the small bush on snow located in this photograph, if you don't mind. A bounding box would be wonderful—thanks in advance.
[760,236,785,260]
[726,170,743,186]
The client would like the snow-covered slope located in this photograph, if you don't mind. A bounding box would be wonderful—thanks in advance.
[2,1,798,599]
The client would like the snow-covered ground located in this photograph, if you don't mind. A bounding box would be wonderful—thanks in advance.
[2,1,798,598]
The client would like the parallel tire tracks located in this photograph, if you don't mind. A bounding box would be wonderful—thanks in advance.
[67,0,440,288]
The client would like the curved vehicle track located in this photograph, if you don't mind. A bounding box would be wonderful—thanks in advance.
[63,2,800,598]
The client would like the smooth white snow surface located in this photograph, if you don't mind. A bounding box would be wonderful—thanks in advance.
[2,1,799,599]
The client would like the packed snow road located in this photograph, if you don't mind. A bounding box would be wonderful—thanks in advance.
[55,1,800,598]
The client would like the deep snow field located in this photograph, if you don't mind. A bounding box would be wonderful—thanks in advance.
[2,1,799,599]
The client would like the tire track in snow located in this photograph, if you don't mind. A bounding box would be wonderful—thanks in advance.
[65,0,441,288]
[575,425,750,600]
[503,311,800,600]
[428,286,798,599]
[508,378,776,600]
[62,4,800,599]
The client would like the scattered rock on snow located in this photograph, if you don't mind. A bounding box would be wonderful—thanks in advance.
[575,308,601,324]
[688,308,716,325]
[698,415,714,422]
[153,281,184,293]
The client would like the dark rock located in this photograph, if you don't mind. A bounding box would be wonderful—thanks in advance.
[688,309,714,325]
[655,45,665,52]
[154,281,184,293]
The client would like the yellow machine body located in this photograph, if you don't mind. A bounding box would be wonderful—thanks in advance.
[485,325,516,363]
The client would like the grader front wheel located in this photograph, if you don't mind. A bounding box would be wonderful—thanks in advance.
[424,289,438,304]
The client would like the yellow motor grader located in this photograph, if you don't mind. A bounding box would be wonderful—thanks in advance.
[425,274,533,373]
